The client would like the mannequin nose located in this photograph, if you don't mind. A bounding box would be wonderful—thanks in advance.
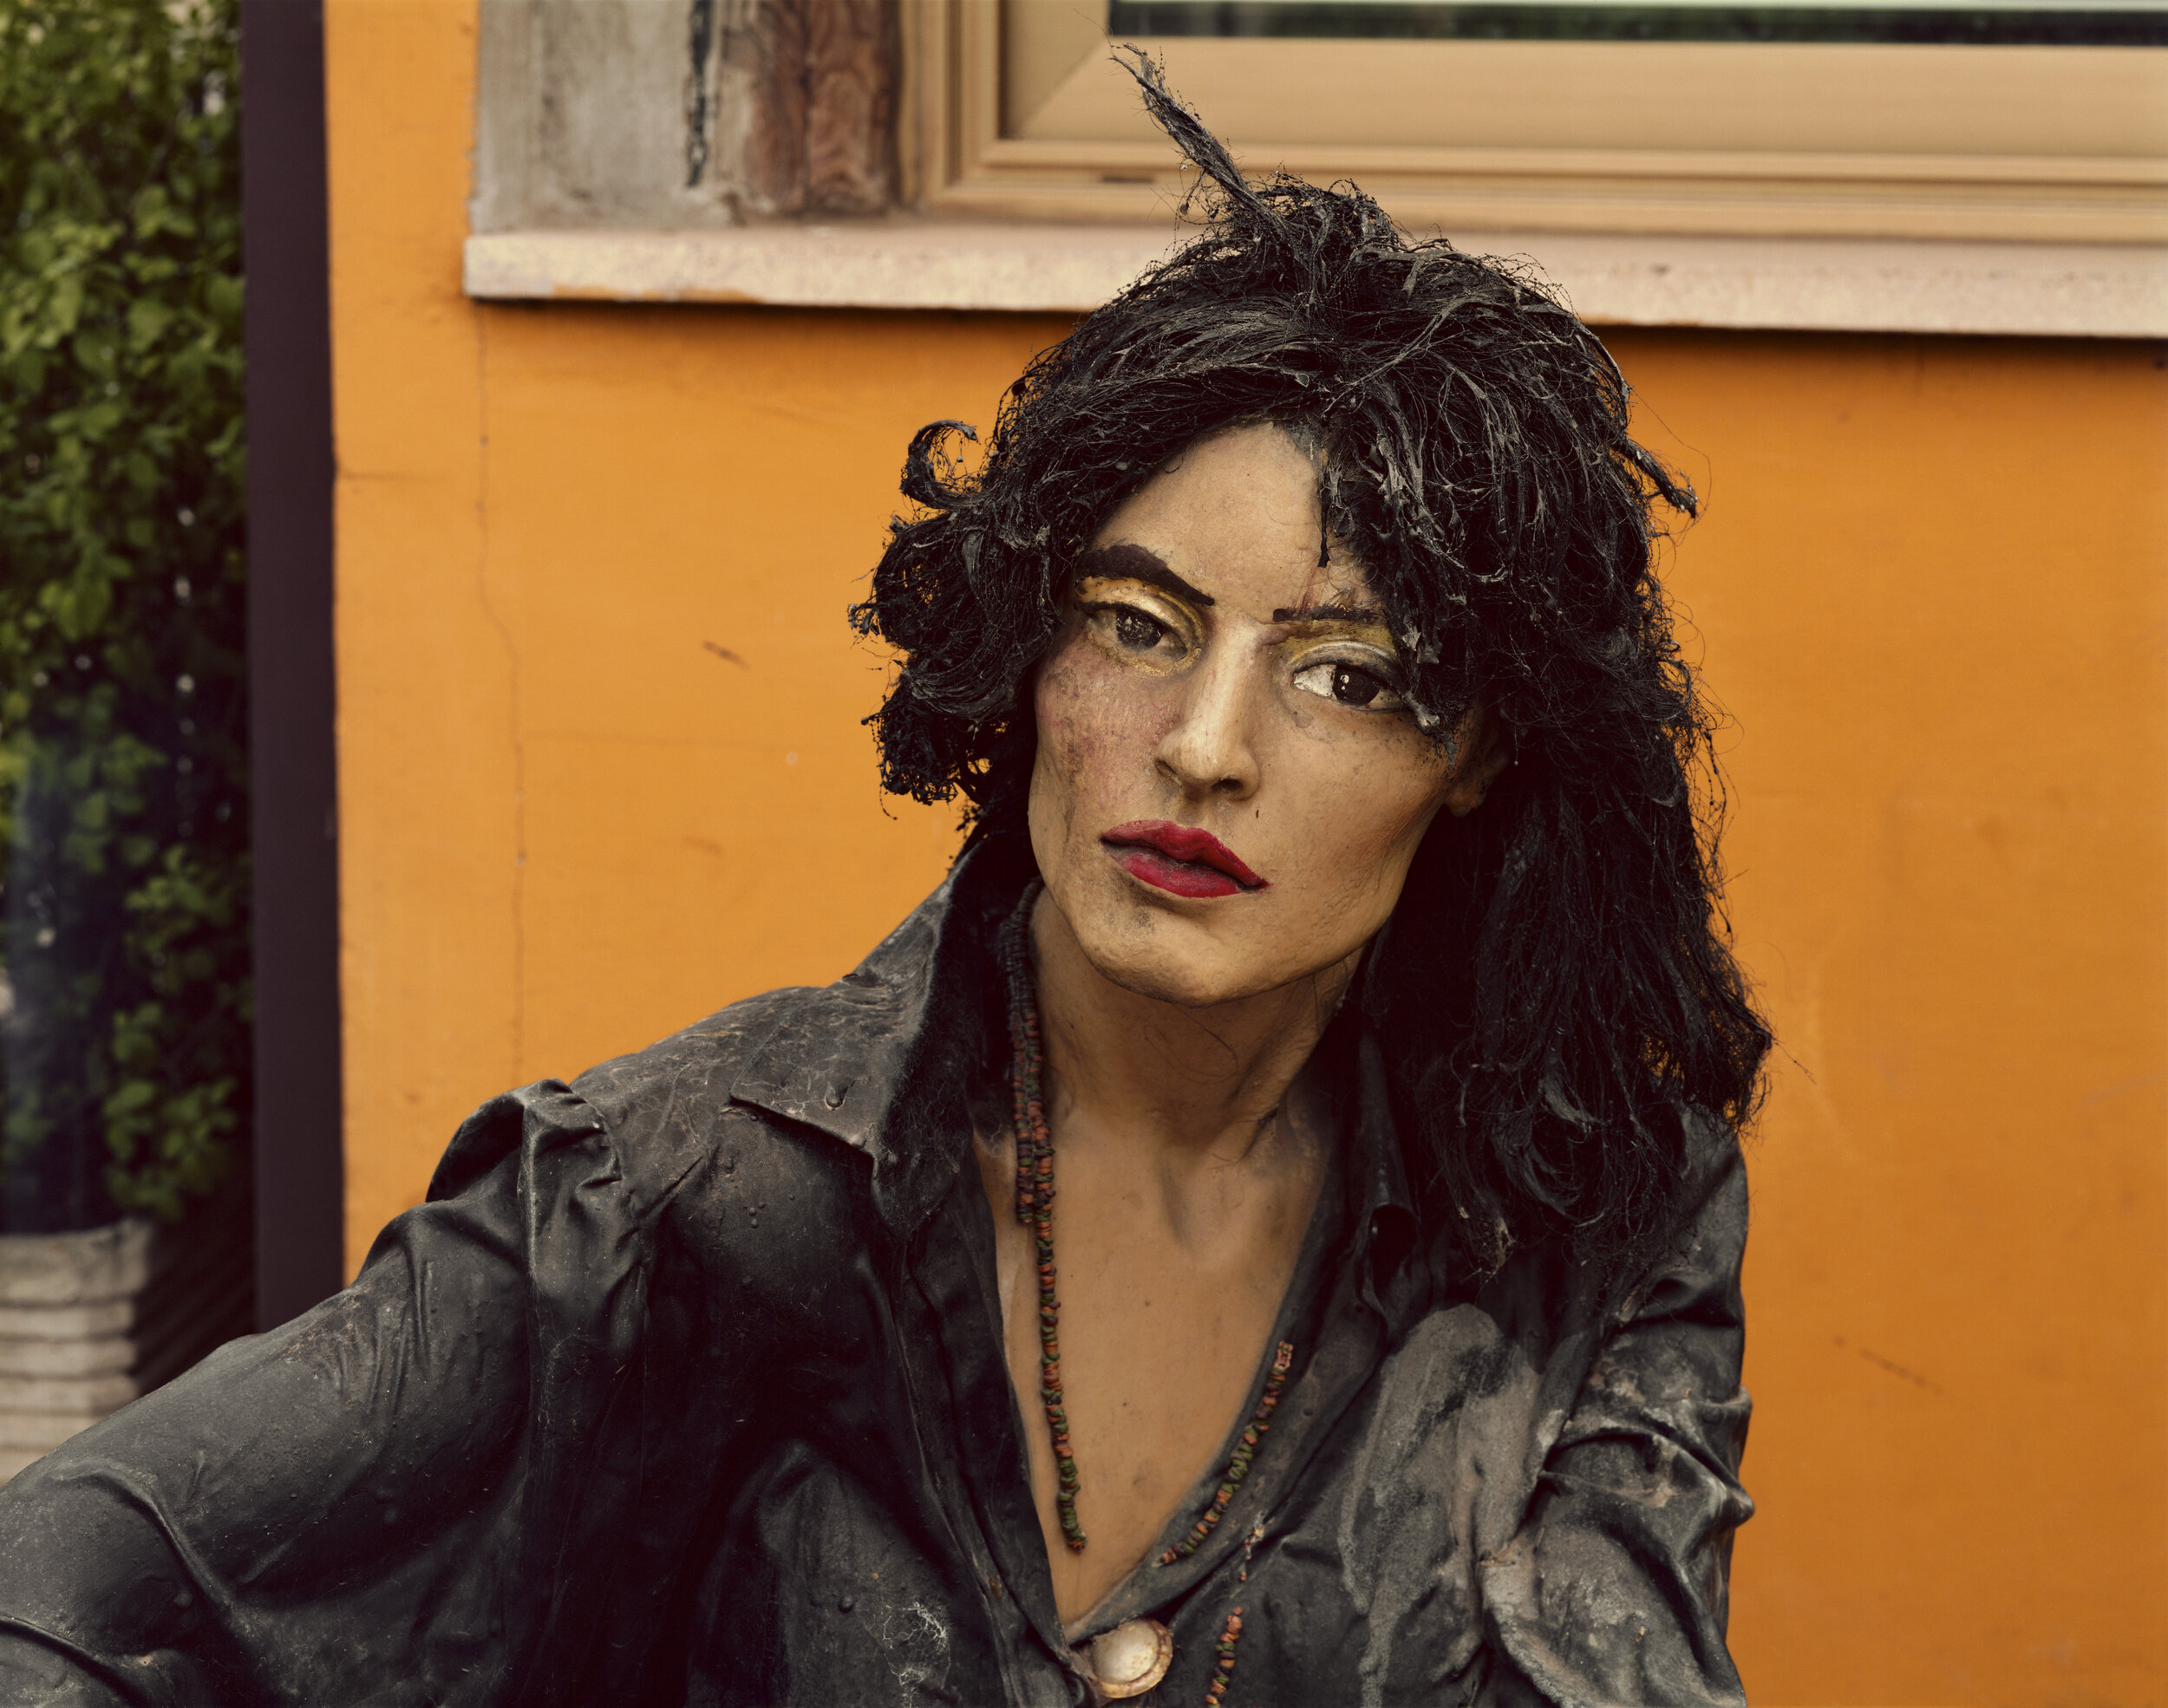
[1153,653,1260,800]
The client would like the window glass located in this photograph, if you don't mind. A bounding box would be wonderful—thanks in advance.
[1107,0,2168,48]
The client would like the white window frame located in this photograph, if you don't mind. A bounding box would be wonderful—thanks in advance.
[462,0,2168,335]
[899,0,2168,242]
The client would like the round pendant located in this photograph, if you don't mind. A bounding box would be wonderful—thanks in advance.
[1087,1617,1173,1699]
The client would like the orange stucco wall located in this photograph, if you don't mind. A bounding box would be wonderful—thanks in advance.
[325,4,2165,1701]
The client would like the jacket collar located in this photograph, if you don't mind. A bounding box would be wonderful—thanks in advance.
[728,838,1019,1235]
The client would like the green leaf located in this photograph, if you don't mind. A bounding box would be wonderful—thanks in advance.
[102,1078,155,1118]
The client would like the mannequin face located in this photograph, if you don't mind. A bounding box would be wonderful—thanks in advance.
[1028,422,1502,1009]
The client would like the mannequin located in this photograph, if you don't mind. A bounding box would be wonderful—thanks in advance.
[0,60,1770,1708]
[991,421,1505,1619]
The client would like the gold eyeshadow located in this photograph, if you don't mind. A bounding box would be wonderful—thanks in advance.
[1278,624,1404,677]
[1074,578,1201,655]
[1072,577,1409,705]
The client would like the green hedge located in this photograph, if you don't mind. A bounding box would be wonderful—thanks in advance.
[0,0,247,1229]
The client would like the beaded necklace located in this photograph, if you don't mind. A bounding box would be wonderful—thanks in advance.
[1160,1340,1291,1562]
[998,888,1086,1551]
[996,881,1292,1708]
[1203,1607,1245,1706]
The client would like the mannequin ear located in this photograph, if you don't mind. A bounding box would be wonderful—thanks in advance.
[1440,704,1510,819]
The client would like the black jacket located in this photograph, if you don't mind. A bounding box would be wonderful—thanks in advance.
[0,844,1753,1706]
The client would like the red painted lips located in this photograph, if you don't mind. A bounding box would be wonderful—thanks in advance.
[1101,821,1268,899]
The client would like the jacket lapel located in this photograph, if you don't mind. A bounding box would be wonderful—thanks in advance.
[727,845,997,1236]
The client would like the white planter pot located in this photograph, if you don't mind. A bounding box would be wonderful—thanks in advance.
[0,1218,156,1483]
[0,1191,257,1485]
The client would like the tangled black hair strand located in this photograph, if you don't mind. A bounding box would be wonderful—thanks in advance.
[851,52,1770,1281]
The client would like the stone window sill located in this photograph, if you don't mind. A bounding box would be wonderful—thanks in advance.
[463,220,2168,339]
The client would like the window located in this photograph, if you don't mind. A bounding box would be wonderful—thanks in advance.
[902,0,2168,238]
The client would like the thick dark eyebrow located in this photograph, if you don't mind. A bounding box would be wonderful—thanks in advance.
[1272,602,1387,624]
[1074,544,1214,608]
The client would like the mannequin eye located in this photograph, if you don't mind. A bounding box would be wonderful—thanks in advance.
[1079,595,1189,668]
[1110,607,1167,651]
[1292,660,1406,711]
[1081,600,1179,656]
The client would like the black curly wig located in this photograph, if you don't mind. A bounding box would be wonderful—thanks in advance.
[851,53,1769,1277]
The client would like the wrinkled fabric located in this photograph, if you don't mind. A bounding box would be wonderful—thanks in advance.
[0,844,1753,1706]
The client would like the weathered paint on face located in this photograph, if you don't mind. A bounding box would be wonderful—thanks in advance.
[1028,422,1499,1009]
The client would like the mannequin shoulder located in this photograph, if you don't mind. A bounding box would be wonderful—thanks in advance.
[564,986,885,1263]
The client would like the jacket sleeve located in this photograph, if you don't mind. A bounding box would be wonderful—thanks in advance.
[0,1079,651,1708]
[1479,1142,1755,1708]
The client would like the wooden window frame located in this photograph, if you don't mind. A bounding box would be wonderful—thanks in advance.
[898,0,2168,241]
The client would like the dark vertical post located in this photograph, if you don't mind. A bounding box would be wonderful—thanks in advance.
[240,0,343,1330]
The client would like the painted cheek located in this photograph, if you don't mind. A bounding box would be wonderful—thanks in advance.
[1034,647,1094,761]
[1296,754,1446,897]
[1048,652,1178,795]
[1094,686,1175,773]
[1033,662,1121,853]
